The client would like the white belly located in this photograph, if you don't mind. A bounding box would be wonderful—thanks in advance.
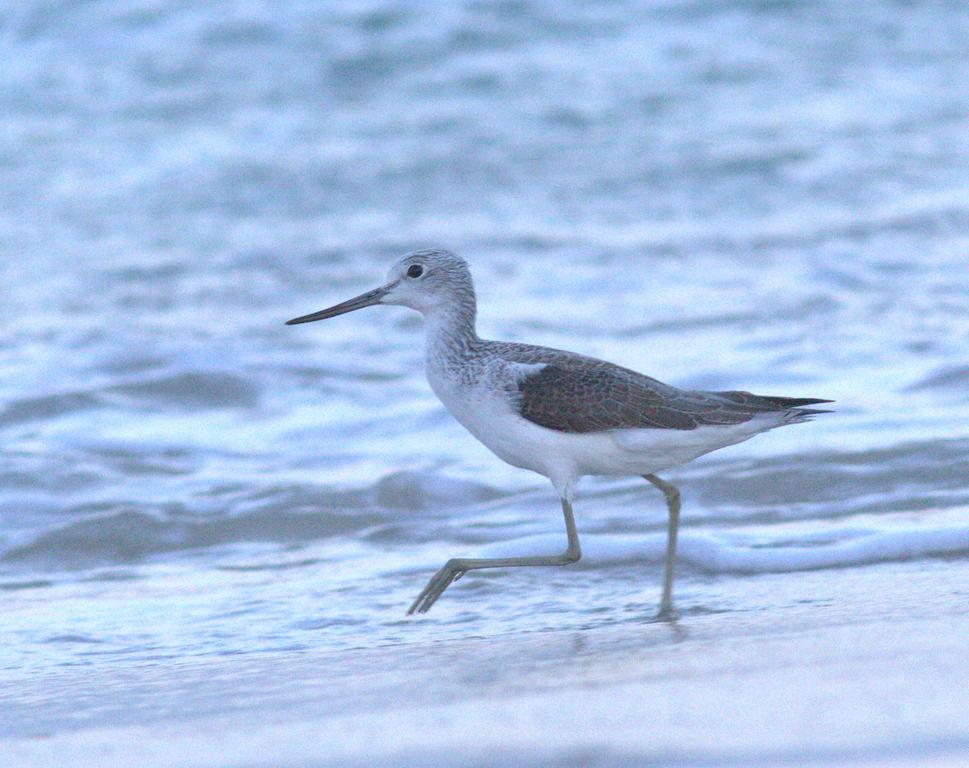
[425,361,776,496]
[426,368,561,473]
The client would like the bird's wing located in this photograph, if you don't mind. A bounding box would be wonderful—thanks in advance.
[510,362,764,433]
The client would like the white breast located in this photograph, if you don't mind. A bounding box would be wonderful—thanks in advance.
[424,347,779,498]
[425,354,561,475]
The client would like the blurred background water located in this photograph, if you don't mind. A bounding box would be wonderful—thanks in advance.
[2,0,969,686]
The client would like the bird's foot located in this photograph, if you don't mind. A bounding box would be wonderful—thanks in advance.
[648,604,679,624]
[406,560,467,615]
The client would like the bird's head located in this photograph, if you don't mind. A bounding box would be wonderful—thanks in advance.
[286,248,475,324]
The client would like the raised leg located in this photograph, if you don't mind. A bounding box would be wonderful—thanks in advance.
[643,473,681,620]
[407,497,581,615]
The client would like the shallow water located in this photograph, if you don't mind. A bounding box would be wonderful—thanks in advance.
[2,0,969,761]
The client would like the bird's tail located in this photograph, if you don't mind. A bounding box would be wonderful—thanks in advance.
[768,397,834,423]
[714,391,834,424]
[763,396,834,415]
[716,391,833,412]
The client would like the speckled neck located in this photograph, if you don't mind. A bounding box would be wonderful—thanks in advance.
[422,280,482,379]
[425,292,478,351]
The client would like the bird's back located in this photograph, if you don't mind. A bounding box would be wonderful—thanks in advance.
[482,340,831,434]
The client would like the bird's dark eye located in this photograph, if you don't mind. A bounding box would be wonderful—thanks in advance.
[407,264,424,278]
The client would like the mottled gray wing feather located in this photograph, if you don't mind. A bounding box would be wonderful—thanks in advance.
[493,341,829,433]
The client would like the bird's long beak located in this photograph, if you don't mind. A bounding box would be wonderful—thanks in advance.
[285,284,392,325]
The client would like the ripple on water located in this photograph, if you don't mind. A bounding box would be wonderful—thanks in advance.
[107,371,262,411]
[0,468,511,571]
[2,0,969,679]
[0,392,103,426]
[904,365,969,396]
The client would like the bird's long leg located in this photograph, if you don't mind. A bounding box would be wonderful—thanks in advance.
[643,473,681,621]
[407,497,581,615]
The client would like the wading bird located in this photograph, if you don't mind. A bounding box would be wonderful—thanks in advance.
[287,250,830,619]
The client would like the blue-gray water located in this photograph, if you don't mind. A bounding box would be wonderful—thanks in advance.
[2,2,969,764]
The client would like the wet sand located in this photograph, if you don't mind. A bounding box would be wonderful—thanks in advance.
[3,557,968,768]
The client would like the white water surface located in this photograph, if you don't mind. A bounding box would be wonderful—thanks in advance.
[2,1,969,765]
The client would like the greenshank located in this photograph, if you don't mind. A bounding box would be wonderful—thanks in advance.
[287,249,830,619]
